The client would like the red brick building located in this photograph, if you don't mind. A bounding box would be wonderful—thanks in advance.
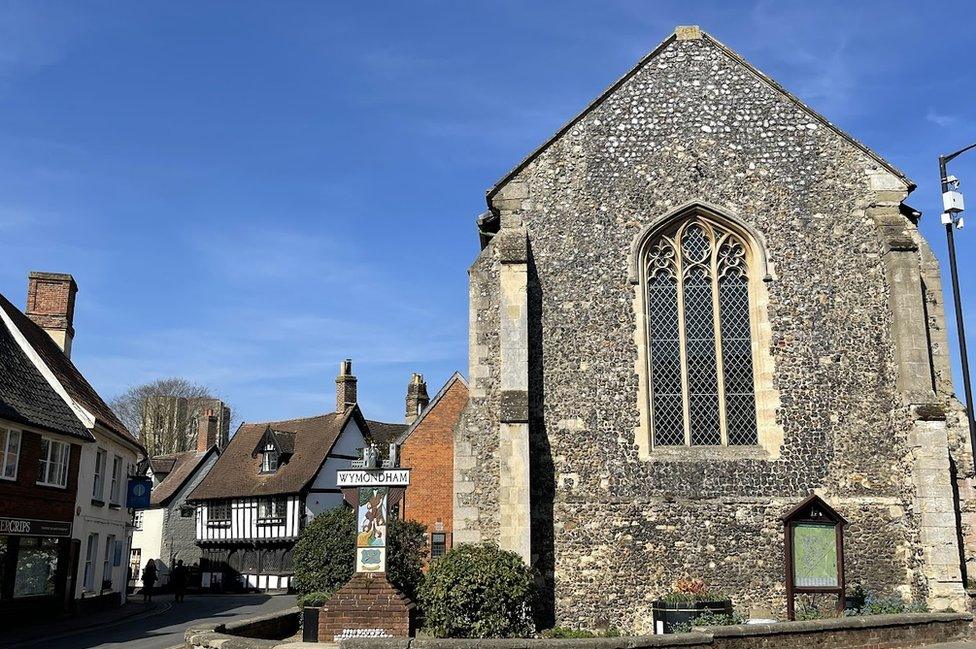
[397,373,467,559]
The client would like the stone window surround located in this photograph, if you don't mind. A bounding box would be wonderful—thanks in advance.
[630,201,783,460]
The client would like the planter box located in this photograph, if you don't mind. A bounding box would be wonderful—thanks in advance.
[651,598,732,634]
[302,607,319,642]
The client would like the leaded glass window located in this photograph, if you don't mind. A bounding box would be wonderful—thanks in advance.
[643,217,758,447]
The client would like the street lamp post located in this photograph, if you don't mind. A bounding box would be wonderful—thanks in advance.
[939,143,976,470]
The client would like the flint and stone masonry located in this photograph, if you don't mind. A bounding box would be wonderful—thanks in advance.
[454,26,976,631]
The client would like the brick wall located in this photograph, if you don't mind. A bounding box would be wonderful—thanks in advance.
[317,573,413,642]
[0,428,80,522]
[400,378,467,552]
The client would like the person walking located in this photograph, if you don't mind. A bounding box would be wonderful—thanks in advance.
[171,559,188,603]
[142,559,158,603]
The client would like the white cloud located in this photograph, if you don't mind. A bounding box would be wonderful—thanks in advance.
[926,108,958,128]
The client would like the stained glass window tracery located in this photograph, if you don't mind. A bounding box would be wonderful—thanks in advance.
[643,217,758,447]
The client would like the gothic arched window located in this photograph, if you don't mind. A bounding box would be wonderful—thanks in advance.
[643,215,758,447]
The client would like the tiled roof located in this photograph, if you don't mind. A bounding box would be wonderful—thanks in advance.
[366,419,408,448]
[150,448,215,506]
[189,408,366,501]
[0,294,93,441]
[0,294,143,453]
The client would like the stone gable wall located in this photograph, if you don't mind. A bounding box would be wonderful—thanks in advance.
[457,31,972,632]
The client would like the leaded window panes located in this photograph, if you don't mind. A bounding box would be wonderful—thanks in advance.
[643,217,758,447]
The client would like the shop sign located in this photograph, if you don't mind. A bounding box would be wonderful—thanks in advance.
[0,516,72,537]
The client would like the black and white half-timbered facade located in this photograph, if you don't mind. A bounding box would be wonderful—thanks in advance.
[187,361,405,591]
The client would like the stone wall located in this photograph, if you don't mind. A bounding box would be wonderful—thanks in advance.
[456,26,973,631]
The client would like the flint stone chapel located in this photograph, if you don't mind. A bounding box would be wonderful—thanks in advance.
[453,26,976,631]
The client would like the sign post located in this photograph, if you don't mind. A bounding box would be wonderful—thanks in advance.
[313,443,414,643]
[781,494,847,620]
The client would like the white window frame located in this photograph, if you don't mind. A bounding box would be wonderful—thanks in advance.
[261,444,279,473]
[37,438,70,488]
[134,510,144,531]
[257,497,285,522]
[109,455,122,505]
[1,428,21,481]
[84,533,98,591]
[92,448,106,500]
[207,501,231,526]
[102,535,115,591]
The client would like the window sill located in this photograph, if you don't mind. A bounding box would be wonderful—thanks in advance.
[108,503,121,510]
[0,474,17,482]
[647,445,773,462]
[256,519,284,525]
[36,481,67,489]
[207,522,231,528]
[91,499,105,507]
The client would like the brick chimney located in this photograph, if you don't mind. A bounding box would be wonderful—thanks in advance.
[336,359,357,413]
[197,409,218,452]
[26,272,78,358]
[405,373,430,424]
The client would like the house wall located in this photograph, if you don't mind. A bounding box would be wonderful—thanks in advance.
[130,508,164,583]
[307,418,364,518]
[401,378,467,552]
[71,426,141,605]
[161,451,218,572]
[455,29,971,631]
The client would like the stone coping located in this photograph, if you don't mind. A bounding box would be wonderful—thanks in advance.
[184,607,301,649]
[183,609,972,649]
[695,611,973,637]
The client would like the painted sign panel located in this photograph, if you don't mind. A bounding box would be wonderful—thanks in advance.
[356,486,388,573]
[337,469,410,487]
[126,476,152,509]
[0,517,72,537]
[793,523,838,587]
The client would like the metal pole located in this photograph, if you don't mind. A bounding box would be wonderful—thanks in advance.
[940,155,976,469]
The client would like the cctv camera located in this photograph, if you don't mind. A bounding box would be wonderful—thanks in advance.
[947,174,961,189]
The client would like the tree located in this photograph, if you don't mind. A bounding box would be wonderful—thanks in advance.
[109,377,222,457]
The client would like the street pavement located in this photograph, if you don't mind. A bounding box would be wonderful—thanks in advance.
[2,593,296,649]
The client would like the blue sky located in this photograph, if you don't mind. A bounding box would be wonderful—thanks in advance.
[0,1,974,426]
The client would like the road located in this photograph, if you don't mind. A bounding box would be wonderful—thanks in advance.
[4,593,296,649]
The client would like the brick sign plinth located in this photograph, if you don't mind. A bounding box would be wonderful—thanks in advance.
[317,572,414,642]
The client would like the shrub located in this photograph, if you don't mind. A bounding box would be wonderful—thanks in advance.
[419,543,537,638]
[292,506,428,602]
[673,611,746,634]
[297,591,331,608]
[541,627,622,638]
[844,585,927,617]
[660,577,724,603]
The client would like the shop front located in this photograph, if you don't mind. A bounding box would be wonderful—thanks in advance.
[0,516,77,619]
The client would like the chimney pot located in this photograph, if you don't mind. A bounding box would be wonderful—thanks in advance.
[26,271,78,358]
[336,359,357,413]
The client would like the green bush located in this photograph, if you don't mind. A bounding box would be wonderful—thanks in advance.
[673,611,746,633]
[844,585,927,617]
[292,506,428,602]
[297,591,331,608]
[540,626,622,638]
[419,543,536,638]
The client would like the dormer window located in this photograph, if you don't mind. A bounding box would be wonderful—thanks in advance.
[261,444,279,473]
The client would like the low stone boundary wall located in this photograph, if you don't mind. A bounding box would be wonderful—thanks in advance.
[184,607,300,648]
[697,612,973,648]
[183,609,972,649]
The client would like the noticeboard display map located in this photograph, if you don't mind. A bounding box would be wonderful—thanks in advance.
[793,523,838,588]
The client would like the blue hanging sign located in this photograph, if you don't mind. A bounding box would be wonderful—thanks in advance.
[126,476,152,509]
